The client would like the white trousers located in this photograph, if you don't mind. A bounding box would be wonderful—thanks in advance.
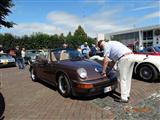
[116,54,135,101]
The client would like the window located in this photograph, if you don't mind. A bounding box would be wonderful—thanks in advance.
[143,30,153,40]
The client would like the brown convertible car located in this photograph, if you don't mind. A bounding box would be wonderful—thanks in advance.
[30,48,117,97]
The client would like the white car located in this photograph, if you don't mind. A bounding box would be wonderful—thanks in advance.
[90,54,160,81]
[133,54,160,81]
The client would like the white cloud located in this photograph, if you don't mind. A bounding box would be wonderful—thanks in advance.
[143,11,160,20]
[2,8,130,37]
[6,22,65,36]
[45,9,129,37]
[132,5,157,11]
[47,11,81,28]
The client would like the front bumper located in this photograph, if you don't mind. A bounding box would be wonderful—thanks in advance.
[0,62,16,68]
[71,78,117,97]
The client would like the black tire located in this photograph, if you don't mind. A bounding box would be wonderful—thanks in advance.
[30,68,38,82]
[137,64,158,81]
[58,74,72,97]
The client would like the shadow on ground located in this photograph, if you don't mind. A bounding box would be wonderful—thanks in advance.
[37,80,57,91]
[133,75,160,83]
[71,90,121,101]
[37,79,120,101]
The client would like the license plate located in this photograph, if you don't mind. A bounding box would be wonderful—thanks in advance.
[104,86,112,93]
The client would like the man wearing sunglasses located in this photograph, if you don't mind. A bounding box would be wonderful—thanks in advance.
[98,40,134,103]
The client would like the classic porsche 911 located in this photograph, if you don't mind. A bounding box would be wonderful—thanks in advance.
[30,48,117,97]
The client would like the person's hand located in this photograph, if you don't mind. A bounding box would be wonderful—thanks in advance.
[101,72,107,77]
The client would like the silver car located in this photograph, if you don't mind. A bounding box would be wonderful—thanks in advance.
[0,53,16,67]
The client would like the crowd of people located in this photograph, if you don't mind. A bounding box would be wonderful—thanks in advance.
[76,42,99,58]
[62,42,100,59]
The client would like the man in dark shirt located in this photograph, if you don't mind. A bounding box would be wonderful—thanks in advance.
[15,46,24,69]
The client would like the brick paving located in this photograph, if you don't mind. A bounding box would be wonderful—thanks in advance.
[0,66,160,120]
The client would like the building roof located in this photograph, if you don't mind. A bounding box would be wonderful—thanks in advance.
[106,24,160,36]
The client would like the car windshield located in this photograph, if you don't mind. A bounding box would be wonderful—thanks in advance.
[52,49,83,61]
[26,50,43,56]
[0,54,12,59]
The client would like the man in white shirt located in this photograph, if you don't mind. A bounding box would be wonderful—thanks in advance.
[98,40,135,103]
[21,48,26,65]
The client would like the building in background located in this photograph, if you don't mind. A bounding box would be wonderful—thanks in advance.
[97,33,105,42]
[105,25,160,51]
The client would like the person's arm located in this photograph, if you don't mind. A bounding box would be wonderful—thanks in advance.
[102,56,109,77]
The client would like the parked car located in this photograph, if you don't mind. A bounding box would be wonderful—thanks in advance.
[135,46,160,55]
[0,53,16,67]
[133,54,160,81]
[90,54,160,82]
[25,49,46,65]
[30,48,117,97]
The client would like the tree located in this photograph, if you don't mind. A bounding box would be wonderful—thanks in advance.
[0,0,15,28]
[66,32,73,47]
[73,25,88,48]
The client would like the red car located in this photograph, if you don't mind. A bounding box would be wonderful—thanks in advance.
[30,48,117,97]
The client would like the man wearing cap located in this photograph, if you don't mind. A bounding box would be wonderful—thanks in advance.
[98,40,134,103]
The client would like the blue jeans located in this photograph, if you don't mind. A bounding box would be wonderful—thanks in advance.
[16,58,25,69]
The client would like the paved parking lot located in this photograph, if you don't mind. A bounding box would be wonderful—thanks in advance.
[0,66,160,120]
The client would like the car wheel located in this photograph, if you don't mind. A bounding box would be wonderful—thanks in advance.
[58,74,72,97]
[137,64,158,81]
[30,68,38,82]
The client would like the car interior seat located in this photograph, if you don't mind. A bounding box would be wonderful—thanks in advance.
[51,52,57,62]
[60,50,70,60]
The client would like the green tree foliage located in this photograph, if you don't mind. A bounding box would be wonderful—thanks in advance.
[1,25,95,50]
[0,0,15,28]
[73,25,88,48]
[66,32,73,48]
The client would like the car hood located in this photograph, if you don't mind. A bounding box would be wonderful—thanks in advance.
[57,59,103,80]
[58,59,101,69]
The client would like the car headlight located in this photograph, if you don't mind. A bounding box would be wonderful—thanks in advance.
[77,68,87,79]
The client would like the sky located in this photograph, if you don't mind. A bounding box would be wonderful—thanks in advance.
[1,0,160,37]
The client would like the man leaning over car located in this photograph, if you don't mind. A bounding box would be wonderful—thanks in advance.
[98,40,135,103]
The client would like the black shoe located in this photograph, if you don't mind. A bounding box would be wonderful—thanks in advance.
[128,97,130,100]
[114,98,129,103]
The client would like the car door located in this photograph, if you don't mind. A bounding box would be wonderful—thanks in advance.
[36,55,48,80]
[39,52,57,85]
